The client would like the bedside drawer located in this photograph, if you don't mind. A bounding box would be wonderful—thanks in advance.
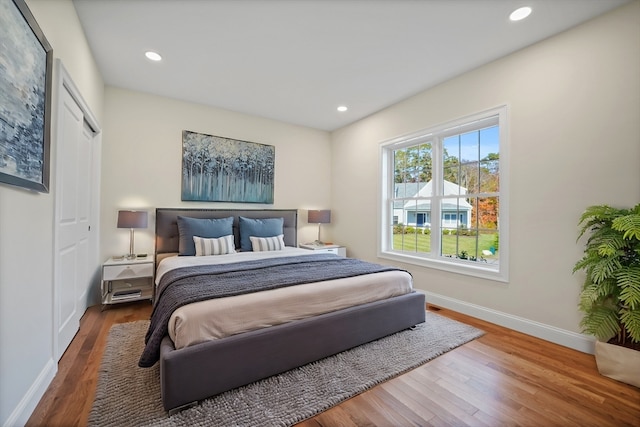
[321,248,340,255]
[314,247,346,256]
[103,263,153,280]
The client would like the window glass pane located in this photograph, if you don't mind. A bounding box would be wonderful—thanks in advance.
[460,131,480,163]
[460,161,480,194]
[394,200,413,251]
[468,196,500,265]
[479,157,499,193]
[417,142,432,184]
[443,135,460,163]
[393,149,408,183]
[391,199,432,254]
[441,226,459,259]
[443,135,460,194]
[479,126,499,160]
[476,196,499,230]
[479,126,500,193]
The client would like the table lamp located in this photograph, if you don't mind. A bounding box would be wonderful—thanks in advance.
[117,210,148,259]
[308,209,331,244]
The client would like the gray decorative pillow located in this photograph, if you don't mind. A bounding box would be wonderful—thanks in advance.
[238,216,284,251]
[177,216,234,256]
[250,235,285,252]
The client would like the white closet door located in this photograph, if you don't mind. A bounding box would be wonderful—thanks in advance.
[54,86,95,361]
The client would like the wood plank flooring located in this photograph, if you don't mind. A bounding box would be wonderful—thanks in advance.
[26,302,640,427]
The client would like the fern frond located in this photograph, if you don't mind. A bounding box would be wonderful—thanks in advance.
[595,233,628,257]
[579,279,617,306]
[590,256,622,283]
[580,307,620,341]
[573,252,602,274]
[578,283,600,311]
[619,308,640,343]
[613,212,640,241]
[618,267,640,310]
[598,278,620,298]
[577,205,619,240]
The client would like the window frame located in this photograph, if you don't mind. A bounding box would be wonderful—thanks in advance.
[378,106,509,282]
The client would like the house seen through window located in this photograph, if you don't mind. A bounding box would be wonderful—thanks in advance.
[380,106,508,281]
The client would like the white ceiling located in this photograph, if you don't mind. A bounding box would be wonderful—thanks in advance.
[72,0,629,131]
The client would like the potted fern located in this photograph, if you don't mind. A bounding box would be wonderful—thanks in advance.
[573,204,640,387]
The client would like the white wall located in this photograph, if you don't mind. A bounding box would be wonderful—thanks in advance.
[331,1,640,351]
[0,1,104,426]
[99,88,332,260]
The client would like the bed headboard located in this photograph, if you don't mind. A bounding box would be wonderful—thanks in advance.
[155,208,298,264]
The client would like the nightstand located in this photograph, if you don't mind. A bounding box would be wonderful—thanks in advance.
[299,244,347,257]
[101,256,154,307]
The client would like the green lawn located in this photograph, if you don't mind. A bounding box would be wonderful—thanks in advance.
[393,232,498,260]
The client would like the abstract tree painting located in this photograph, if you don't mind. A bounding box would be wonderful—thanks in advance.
[0,0,52,192]
[181,130,275,203]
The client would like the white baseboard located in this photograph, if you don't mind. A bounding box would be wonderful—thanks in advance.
[423,291,595,355]
[3,358,56,427]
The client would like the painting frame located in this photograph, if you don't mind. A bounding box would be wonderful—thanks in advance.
[181,130,275,204]
[0,0,53,193]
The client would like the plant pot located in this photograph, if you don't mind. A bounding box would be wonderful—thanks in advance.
[594,341,640,388]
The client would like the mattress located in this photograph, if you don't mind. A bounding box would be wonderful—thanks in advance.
[155,248,414,350]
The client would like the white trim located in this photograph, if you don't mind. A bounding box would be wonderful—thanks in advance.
[424,291,596,354]
[56,60,101,131]
[2,359,56,427]
[380,250,508,282]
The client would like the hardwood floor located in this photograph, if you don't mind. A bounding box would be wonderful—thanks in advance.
[27,302,640,427]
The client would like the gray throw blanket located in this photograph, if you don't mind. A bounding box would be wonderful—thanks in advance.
[139,253,407,367]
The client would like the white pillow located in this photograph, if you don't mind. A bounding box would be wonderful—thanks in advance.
[193,235,236,256]
[250,234,285,252]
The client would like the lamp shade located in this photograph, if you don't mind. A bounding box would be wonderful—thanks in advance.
[117,210,148,229]
[308,210,331,224]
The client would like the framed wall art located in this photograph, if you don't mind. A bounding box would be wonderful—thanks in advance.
[0,0,53,193]
[182,130,275,203]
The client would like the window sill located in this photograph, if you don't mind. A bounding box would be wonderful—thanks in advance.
[378,250,509,283]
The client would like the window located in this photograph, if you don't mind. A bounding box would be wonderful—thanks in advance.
[379,106,508,281]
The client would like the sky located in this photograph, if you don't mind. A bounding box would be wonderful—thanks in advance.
[444,125,499,162]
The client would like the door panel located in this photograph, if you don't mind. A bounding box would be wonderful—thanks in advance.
[55,87,94,360]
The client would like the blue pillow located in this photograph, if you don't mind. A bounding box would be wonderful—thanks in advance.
[238,217,284,251]
[177,216,234,256]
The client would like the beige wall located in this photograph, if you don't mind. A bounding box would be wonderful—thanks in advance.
[2,0,638,424]
[0,1,104,425]
[100,88,332,260]
[331,1,640,350]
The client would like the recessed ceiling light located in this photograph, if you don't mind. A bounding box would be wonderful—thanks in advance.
[509,6,532,21]
[337,106,348,112]
[145,51,162,61]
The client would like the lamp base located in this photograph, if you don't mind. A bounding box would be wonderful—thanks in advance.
[127,229,136,260]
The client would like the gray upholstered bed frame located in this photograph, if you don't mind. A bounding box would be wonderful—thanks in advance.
[154,208,426,413]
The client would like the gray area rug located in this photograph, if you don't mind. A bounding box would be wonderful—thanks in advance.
[88,312,483,427]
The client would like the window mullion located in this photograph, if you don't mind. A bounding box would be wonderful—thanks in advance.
[431,135,443,256]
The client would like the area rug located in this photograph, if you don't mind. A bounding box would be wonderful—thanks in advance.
[88,311,483,427]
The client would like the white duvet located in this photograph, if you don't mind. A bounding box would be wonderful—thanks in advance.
[155,248,414,350]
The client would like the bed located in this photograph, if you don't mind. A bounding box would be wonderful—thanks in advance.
[145,208,426,413]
